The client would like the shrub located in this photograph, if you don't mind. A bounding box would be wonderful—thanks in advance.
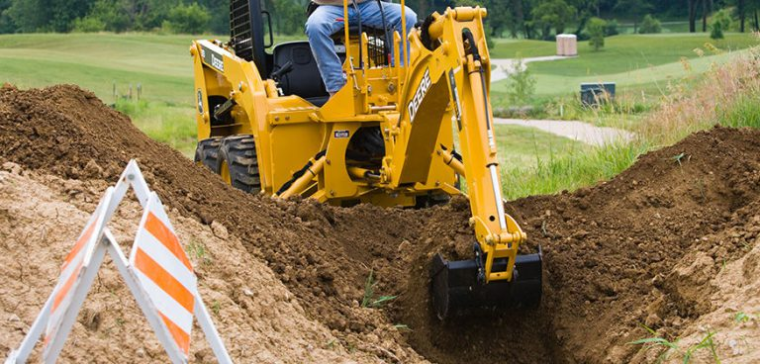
[72,17,106,33]
[506,58,537,106]
[605,19,619,36]
[587,17,606,51]
[639,14,662,34]
[162,3,210,35]
[710,9,732,40]
[86,0,132,33]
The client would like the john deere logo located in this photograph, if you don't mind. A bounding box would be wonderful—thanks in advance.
[408,69,432,123]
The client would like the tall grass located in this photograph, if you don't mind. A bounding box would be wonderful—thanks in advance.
[501,41,760,200]
[502,140,649,200]
[115,99,197,156]
[640,42,760,145]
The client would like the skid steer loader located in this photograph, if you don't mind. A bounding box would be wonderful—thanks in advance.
[191,0,542,318]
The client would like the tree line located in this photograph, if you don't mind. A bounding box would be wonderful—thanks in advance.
[0,0,759,37]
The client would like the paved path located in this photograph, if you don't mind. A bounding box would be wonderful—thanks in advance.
[494,118,635,146]
[491,56,574,82]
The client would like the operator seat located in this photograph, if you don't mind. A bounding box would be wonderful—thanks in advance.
[269,25,386,107]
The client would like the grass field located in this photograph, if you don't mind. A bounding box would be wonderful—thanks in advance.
[490,33,758,99]
[496,124,586,168]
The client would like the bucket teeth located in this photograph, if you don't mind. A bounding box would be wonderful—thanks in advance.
[431,246,543,320]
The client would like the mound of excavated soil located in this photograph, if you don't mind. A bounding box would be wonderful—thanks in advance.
[0,166,363,363]
[1,84,759,363]
[398,127,760,363]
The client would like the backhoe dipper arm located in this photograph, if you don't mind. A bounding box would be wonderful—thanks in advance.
[389,8,541,318]
[394,7,527,284]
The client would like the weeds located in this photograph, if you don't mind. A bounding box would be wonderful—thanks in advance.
[629,325,680,363]
[733,312,751,323]
[361,270,397,308]
[684,331,720,364]
[211,300,221,316]
[629,325,722,363]
[186,239,211,265]
[324,339,337,350]
[670,153,686,166]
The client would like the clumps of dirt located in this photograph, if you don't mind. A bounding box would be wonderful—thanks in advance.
[1,84,759,363]
[0,84,426,362]
[394,127,760,363]
[0,165,363,363]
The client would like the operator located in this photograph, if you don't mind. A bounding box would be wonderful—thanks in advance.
[306,0,417,97]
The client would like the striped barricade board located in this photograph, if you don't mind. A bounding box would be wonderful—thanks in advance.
[4,160,232,364]
[130,193,198,357]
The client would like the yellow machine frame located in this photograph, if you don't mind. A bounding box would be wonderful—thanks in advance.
[191,2,541,317]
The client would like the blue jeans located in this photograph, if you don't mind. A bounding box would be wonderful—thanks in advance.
[305,1,418,93]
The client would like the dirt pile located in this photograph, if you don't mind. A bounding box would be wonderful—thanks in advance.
[397,127,760,363]
[1,84,759,363]
[0,166,369,363]
[0,84,424,362]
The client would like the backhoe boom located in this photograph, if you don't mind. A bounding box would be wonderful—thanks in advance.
[190,2,541,319]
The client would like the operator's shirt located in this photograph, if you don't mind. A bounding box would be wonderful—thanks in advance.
[312,0,370,4]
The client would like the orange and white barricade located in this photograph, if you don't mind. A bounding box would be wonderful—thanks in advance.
[4,160,232,364]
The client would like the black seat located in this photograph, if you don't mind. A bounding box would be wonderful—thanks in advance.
[271,41,328,104]
[270,26,383,107]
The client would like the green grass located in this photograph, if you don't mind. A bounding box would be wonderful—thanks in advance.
[495,124,587,168]
[0,33,195,104]
[501,139,648,200]
[115,99,197,156]
[491,33,758,98]
[490,38,558,58]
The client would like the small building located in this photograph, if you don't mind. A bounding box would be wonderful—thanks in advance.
[556,34,578,57]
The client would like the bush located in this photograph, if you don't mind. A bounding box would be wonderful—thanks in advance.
[605,19,619,36]
[587,17,606,51]
[72,17,106,33]
[506,58,536,106]
[638,14,661,34]
[162,3,210,35]
[87,0,131,33]
[710,9,732,40]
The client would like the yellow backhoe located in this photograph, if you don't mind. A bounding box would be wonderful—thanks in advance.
[191,0,542,318]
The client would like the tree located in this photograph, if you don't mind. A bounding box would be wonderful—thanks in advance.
[85,0,133,33]
[162,3,210,34]
[736,0,746,32]
[0,0,14,33]
[6,0,95,32]
[506,57,536,105]
[587,16,606,51]
[689,0,697,32]
[604,19,619,36]
[710,8,733,39]
[531,0,577,39]
[638,14,661,34]
[613,0,652,34]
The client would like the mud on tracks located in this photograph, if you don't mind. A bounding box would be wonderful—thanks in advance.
[1,84,759,363]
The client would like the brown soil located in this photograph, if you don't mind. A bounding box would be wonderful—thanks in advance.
[1,84,759,363]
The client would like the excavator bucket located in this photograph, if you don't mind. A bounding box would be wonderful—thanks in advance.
[431,247,543,319]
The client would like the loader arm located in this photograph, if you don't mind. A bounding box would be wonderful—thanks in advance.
[389,7,542,317]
